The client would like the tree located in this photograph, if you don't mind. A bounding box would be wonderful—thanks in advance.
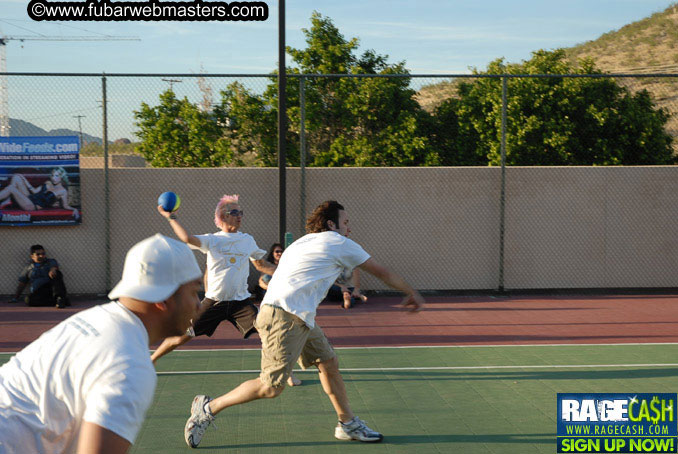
[450,49,675,165]
[420,96,485,166]
[219,12,432,167]
[214,82,279,166]
[134,90,233,167]
[134,24,674,168]
[294,13,431,166]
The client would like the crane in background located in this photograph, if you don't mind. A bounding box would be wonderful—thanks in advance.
[0,33,139,136]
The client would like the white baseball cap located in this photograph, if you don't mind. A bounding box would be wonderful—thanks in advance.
[109,234,202,303]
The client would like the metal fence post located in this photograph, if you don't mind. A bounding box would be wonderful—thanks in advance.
[299,76,306,236]
[277,0,287,245]
[498,76,507,292]
[102,74,111,293]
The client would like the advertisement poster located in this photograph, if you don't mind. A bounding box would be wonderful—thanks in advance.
[0,136,81,226]
[558,393,677,453]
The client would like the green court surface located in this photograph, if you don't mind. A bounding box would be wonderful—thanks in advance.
[3,344,678,453]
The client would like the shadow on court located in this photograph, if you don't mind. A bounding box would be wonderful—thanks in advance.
[319,305,599,314]
[322,333,678,346]
[206,433,553,450]
[5,294,678,350]
[323,320,678,330]
[341,367,678,382]
[155,367,678,382]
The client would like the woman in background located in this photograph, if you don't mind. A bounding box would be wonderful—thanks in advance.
[258,243,284,293]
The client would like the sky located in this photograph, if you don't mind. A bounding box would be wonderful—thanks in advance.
[1,0,676,140]
[1,0,676,75]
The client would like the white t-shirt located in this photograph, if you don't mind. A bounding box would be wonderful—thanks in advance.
[195,231,266,302]
[0,301,156,454]
[262,231,371,327]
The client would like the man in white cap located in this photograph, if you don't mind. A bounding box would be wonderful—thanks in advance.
[0,234,203,454]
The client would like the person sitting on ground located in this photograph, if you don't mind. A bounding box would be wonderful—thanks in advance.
[327,268,368,309]
[11,244,70,309]
[258,243,284,293]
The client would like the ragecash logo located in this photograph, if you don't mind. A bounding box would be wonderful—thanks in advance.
[557,393,677,453]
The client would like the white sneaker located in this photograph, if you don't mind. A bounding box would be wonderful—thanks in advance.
[334,416,383,442]
[184,395,215,448]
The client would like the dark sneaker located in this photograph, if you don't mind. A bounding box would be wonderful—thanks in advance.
[55,297,66,309]
[184,395,215,448]
[334,416,383,442]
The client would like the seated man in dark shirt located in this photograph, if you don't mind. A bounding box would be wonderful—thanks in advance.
[11,244,70,309]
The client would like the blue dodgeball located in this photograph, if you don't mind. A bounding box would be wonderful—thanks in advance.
[158,191,181,212]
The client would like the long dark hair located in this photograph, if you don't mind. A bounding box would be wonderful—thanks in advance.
[267,243,284,264]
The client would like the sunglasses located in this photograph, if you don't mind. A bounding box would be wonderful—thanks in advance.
[274,250,283,254]
[227,209,244,217]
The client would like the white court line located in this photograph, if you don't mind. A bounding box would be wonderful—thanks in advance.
[156,363,678,376]
[151,342,678,353]
[4,342,678,356]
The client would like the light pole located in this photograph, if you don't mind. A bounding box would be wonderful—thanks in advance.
[161,78,182,91]
[73,115,85,149]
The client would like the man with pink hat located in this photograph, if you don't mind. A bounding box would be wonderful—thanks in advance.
[0,234,203,454]
[152,194,302,387]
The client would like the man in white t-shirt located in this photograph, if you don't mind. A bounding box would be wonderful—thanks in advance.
[183,200,425,448]
[0,234,203,454]
[151,194,304,385]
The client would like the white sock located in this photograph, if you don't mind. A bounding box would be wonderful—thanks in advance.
[204,402,212,416]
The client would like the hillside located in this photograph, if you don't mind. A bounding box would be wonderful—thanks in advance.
[415,80,460,113]
[8,118,103,145]
[566,3,678,72]
[566,3,678,140]
[416,4,678,144]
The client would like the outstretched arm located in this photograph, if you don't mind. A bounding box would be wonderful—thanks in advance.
[358,258,424,312]
[157,205,200,247]
[251,259,276,276]
[151,334,193,364]
[350,269,368,302]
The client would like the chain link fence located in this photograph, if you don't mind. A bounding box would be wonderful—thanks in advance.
[1,73,678,294]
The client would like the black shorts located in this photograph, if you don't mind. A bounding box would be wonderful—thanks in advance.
[192,298,258,339]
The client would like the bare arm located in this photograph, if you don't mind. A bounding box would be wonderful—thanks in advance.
[350,269,367,302]
[358,258,424,312]
[77,422,131,454]
[157,205,201,247]
[21,174,40,193]
[251,259,276,276]
[258,275,269,290]
[58,191,80,218]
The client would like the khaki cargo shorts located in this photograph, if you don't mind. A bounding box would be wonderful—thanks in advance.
[255,304,336,388]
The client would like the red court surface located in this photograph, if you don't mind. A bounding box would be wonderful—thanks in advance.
[2,294,678,352]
